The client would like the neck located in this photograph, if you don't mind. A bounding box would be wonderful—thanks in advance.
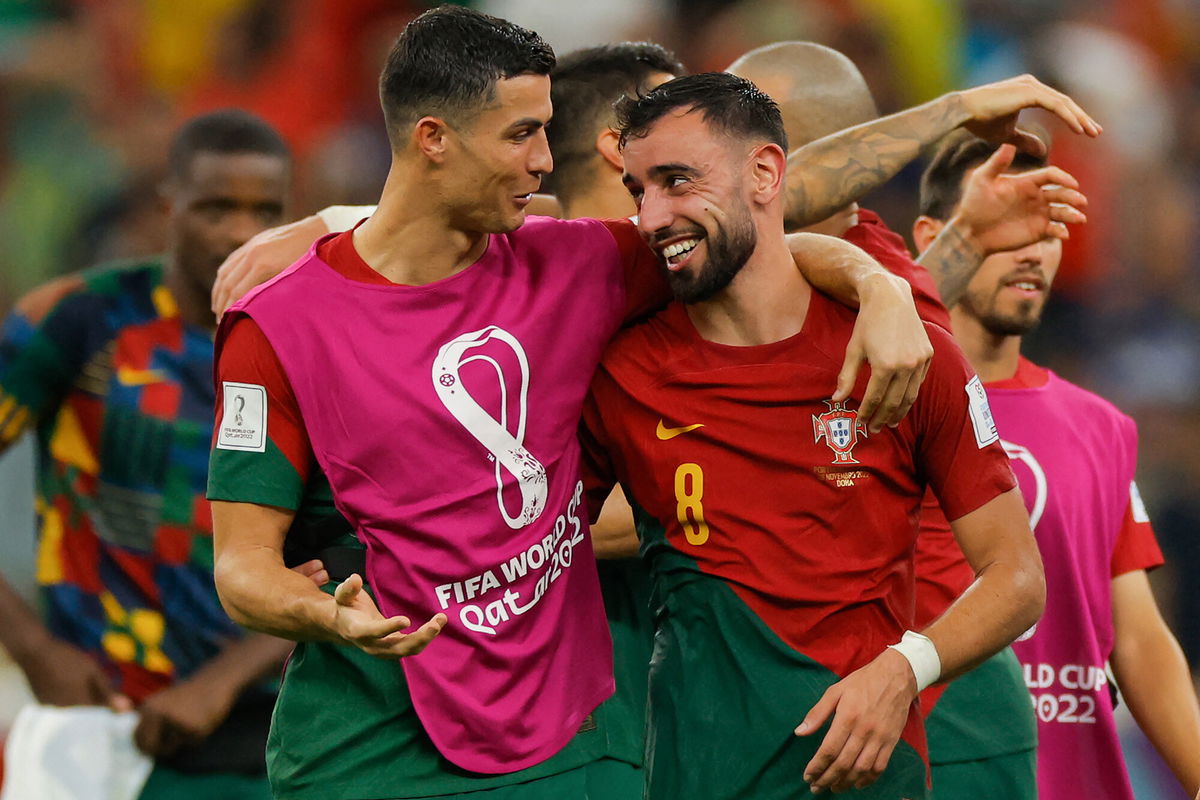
[686,234,811,346]
[948,307,1023,381]
[561,181,636,221]
[163,259,215,333]
[354,163,489,285]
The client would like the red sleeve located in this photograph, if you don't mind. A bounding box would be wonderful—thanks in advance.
[600,218,671,324]
[214,314,314,482]
[843,210,952,330]
[577,381,620,525]
[1111,482,1165,576]
[912,324,1017,520]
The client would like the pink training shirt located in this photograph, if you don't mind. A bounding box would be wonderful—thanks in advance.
[986,357,1163,800]
[217,216,665,774]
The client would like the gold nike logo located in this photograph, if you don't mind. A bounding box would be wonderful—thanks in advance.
[656,420,704,440]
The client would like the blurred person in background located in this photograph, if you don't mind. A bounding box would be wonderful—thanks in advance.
[729,41,1091,798]
[913,130,1200,800]
[0,110,298,800]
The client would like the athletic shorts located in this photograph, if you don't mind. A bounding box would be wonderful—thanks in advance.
[929,748,1036,799]
[644,575,927,800]
[139,765,271,800]
[925,648,1037,800]
[436,759,641,799]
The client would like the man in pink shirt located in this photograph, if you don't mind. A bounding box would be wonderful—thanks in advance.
[914,130,1200,799]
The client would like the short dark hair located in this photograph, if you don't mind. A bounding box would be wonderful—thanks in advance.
[615,72,788,153]
[167,109,290,182]
[544,42,685,200]
[919,131,1048,220]
[379,5,555,144]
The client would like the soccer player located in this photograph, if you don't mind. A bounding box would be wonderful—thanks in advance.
[579,71,1045,800]
[0,111,297,799]
[729,41,1091,797]
[914,130,1200,800]
[206,9,933,799]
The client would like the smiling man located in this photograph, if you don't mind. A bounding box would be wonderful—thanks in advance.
[914,131,1200,800]
[579,73,1046,799]
[205,7,934,800]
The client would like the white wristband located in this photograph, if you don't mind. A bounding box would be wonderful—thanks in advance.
[316,205,376,233]
[887,630,941,692]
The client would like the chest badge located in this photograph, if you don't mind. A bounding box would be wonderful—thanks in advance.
[812,399,868,465]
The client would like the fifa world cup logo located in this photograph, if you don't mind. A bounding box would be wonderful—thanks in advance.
[432,326,548,529]
[233,395,245,427]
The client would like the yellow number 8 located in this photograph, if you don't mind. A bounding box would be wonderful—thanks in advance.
[674,463,710,546]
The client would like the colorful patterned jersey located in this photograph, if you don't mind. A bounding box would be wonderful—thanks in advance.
[579,290,1018,767]
[0,260,243,702]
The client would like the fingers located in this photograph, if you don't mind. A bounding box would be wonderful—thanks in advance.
[977,143,1017,178]
[1047,202,1086,228]
[292,559,330,587]
[1030,165,1081,191]
[1006,128,1048,158]
[833,345,864,403]
[857,368,888,432]
[109,693,134,714]
[1046,221,1070,241]
[334,573,364,605]
[796,685,839,736]
[359,613,448,659]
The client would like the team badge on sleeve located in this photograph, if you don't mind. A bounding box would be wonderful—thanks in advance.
[217,382,267,452]
[965,376,1000,448]
[813,399,867,464]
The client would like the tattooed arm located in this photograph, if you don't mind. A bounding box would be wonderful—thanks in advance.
[783,74,1100,230]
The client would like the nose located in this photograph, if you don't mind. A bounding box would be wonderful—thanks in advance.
[529,129,553,177]
[1015,239,1046,267]
[225,210,270,252]
[637,186,673,238]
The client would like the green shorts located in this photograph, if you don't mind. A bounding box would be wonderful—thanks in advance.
[391,758,640,800]
[139,765,271,800]
[929,748,1036,800]
[644,575,927,800]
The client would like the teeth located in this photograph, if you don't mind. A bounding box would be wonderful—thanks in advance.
[1012,282,1038,290]
[663,239,700,260]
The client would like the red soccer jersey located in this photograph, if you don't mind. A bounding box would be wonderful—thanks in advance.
[579,290,1016,757]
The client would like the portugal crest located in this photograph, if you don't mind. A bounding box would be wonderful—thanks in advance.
[812,399,868,465]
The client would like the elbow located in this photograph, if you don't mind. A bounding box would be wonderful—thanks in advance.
[1009,545,1047,636]
[213,553,257,630]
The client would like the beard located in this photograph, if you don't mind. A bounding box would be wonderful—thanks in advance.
[664,201,758,305]
[959,288,1047,337]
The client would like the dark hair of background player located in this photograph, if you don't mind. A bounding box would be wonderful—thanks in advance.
[167,109,291,184]
[920,131,1049,220]
[544,42,685,202]
[614,71,788,154]
[378,4,555,146]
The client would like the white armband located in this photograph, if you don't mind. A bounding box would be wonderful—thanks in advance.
[316,205,376,233]
[887,630,941,692]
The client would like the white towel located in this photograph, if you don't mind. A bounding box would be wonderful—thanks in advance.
[1,705,153,800]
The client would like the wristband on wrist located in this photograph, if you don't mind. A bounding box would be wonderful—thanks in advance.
[887,630,941,692]
[316,205,375,233]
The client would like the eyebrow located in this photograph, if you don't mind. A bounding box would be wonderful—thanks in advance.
[623,163,698,188]
[505,117,548,133]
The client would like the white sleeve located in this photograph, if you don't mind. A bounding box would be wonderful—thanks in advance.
[315,205,377,233]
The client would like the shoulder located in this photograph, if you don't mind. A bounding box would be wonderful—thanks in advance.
[13,259,162,328]
[1042,369,1137,438]
[596,307,681,388]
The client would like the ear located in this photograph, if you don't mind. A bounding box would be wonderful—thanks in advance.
[912,215,945,254]
[413,116,452,163]
[749,142,786,205]
[595,127,624,173]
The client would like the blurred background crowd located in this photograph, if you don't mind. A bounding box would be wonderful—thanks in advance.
[0,0,1197,795]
